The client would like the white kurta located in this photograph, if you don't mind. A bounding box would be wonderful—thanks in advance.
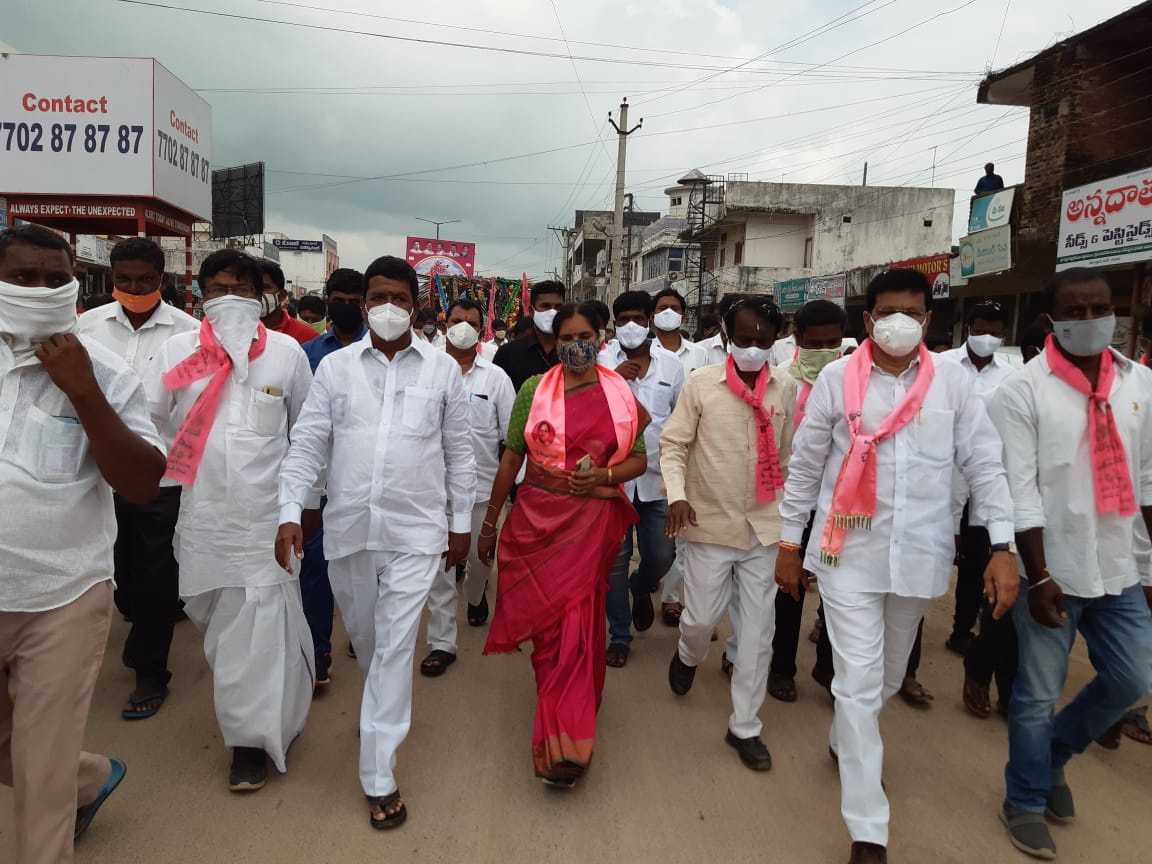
[146,330,315,595]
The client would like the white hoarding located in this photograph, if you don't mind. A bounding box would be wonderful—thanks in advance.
[1056,166,1152,271]
[153,61,212,221]
[0,54,211,221]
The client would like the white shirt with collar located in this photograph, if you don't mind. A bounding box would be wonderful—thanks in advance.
[478,340,498,362]
[653,334,705,377]
[0,337,164,612]
[457,355,515,501]
[77,300,199,377]
[598,340,685,502]
[700,333,728,367]
[779,350,1014,599]
[145,328,314,595]
[940,343,1016,529]
[279,335,477,561]
[770,334,797,367]
[79,300,200,488]
[990,349,1152,598]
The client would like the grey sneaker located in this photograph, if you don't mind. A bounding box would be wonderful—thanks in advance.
[1000,802,1056,860]
[1045,771,1075,823]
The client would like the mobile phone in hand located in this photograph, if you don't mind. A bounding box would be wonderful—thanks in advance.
[576,455,593,472]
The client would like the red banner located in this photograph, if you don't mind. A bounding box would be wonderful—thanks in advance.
[890,254,951,299]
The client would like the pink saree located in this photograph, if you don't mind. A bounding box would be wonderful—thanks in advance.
[485,381,639,780]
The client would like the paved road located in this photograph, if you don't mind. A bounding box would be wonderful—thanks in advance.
[2,585,1149,863]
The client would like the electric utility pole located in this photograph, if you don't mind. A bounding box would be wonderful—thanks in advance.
[608,98,642,300]
[547,225,574,289]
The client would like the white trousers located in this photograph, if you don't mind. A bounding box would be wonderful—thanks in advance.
[679,538,778,739]
[425,500,492,654]
[183,583,315,772]
[661,535,687,604]
[820,586,931,846]
[329,549,441,797]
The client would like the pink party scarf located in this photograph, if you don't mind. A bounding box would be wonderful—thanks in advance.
[162,320,268,484]
[1045,334,1137,516]
[525,364,638,471]
[724,355,785,503]
[820,340,935,566]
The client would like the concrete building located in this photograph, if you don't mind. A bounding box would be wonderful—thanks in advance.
[971,1,1152,350]
[268,233,340,297]
[626,182,693,298]
[566,208,659,302]
[679,173,954,332]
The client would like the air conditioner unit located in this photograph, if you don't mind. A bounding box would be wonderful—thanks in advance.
[668,271,681,282]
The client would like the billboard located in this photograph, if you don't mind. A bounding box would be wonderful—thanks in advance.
[775,278,808,311]
[1057,167,1152,271]
[0,54,212,220]
[891,254,952,298]
[958,227,1011,279]
[807,273,846,308]
[211,162,264,238]
[406,236,475,277]
[272,238,323,252]
[968,187,1015,233]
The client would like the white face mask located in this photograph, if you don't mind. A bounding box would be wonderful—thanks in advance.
[1049,314,1116,358]
[368,303,413,343]
[202,295,262,381]
[260,292,281,318]
[869,312,924,358]
[730,344,771,372]
[533,308,557,334]
[0,278,79,366]
[616,321,650,350]
[446,321,479,351]
[653,308,683,332]
[967,333,1003,358]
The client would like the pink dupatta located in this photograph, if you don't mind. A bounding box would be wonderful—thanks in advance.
[162,320,268,484]
[525,364,639,472]
[820,340,934,565]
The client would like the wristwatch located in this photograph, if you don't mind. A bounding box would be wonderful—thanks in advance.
[990,542,1017,554]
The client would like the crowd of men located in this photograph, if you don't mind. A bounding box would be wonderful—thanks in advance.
[0,221,1150,864]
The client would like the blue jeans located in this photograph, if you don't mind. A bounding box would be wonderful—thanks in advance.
[299,503,333,657]
[1006,581,1152,811]
[606,497,675,646]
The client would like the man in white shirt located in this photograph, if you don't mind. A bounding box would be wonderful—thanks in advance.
[939,301,1015,659]
[77,238,198,721]
[0,225,166,864]
[991,268,1152,861]
[146,249,315,794]
[663,296,796,772]
[597,291,684,667]
[276,255,475,830]
[776,269,1018,864]
[415,307,447,350]
[422,298,514,676]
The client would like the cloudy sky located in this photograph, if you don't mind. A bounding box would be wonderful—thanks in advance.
[3,0,1139,278]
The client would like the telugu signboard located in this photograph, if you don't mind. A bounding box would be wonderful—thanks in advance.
[891,254,951,298]
[968,187,1015,233]
[406,236,475,277]
[1057,167,1152,271]
[958,227,1012,279]
[0,54,212,221]
[775,278,809,311]
[807,273,846,308]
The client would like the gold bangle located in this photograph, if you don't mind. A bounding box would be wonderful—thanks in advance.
[607,467,613,484]
[479,526,497,539]
[779,541,802,552]
[482,521,497,529]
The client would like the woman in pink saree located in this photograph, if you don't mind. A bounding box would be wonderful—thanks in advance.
[479,303,649,787]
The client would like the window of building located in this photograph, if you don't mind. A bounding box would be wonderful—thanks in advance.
[642,249,669,282]
[670,196,682,206]
[734,241,744,266]
[667,247,685,272]
[720,247,726,267]
[842,215,852,224]
[804,237,813,269]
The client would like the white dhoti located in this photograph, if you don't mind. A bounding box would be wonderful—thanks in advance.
[329,549,441,797]
[820,587,931,846]
[183,582,315,772]
[678,536,778,739]
[426,501,492,654]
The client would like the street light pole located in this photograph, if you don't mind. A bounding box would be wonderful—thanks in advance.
[415,217,461,240]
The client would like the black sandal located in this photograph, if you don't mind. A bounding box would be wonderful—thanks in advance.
[606,643,630,668]
[467,594,489,627]
[367,791,407,830]
[419,650,456,677]
[767,672,797,703]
